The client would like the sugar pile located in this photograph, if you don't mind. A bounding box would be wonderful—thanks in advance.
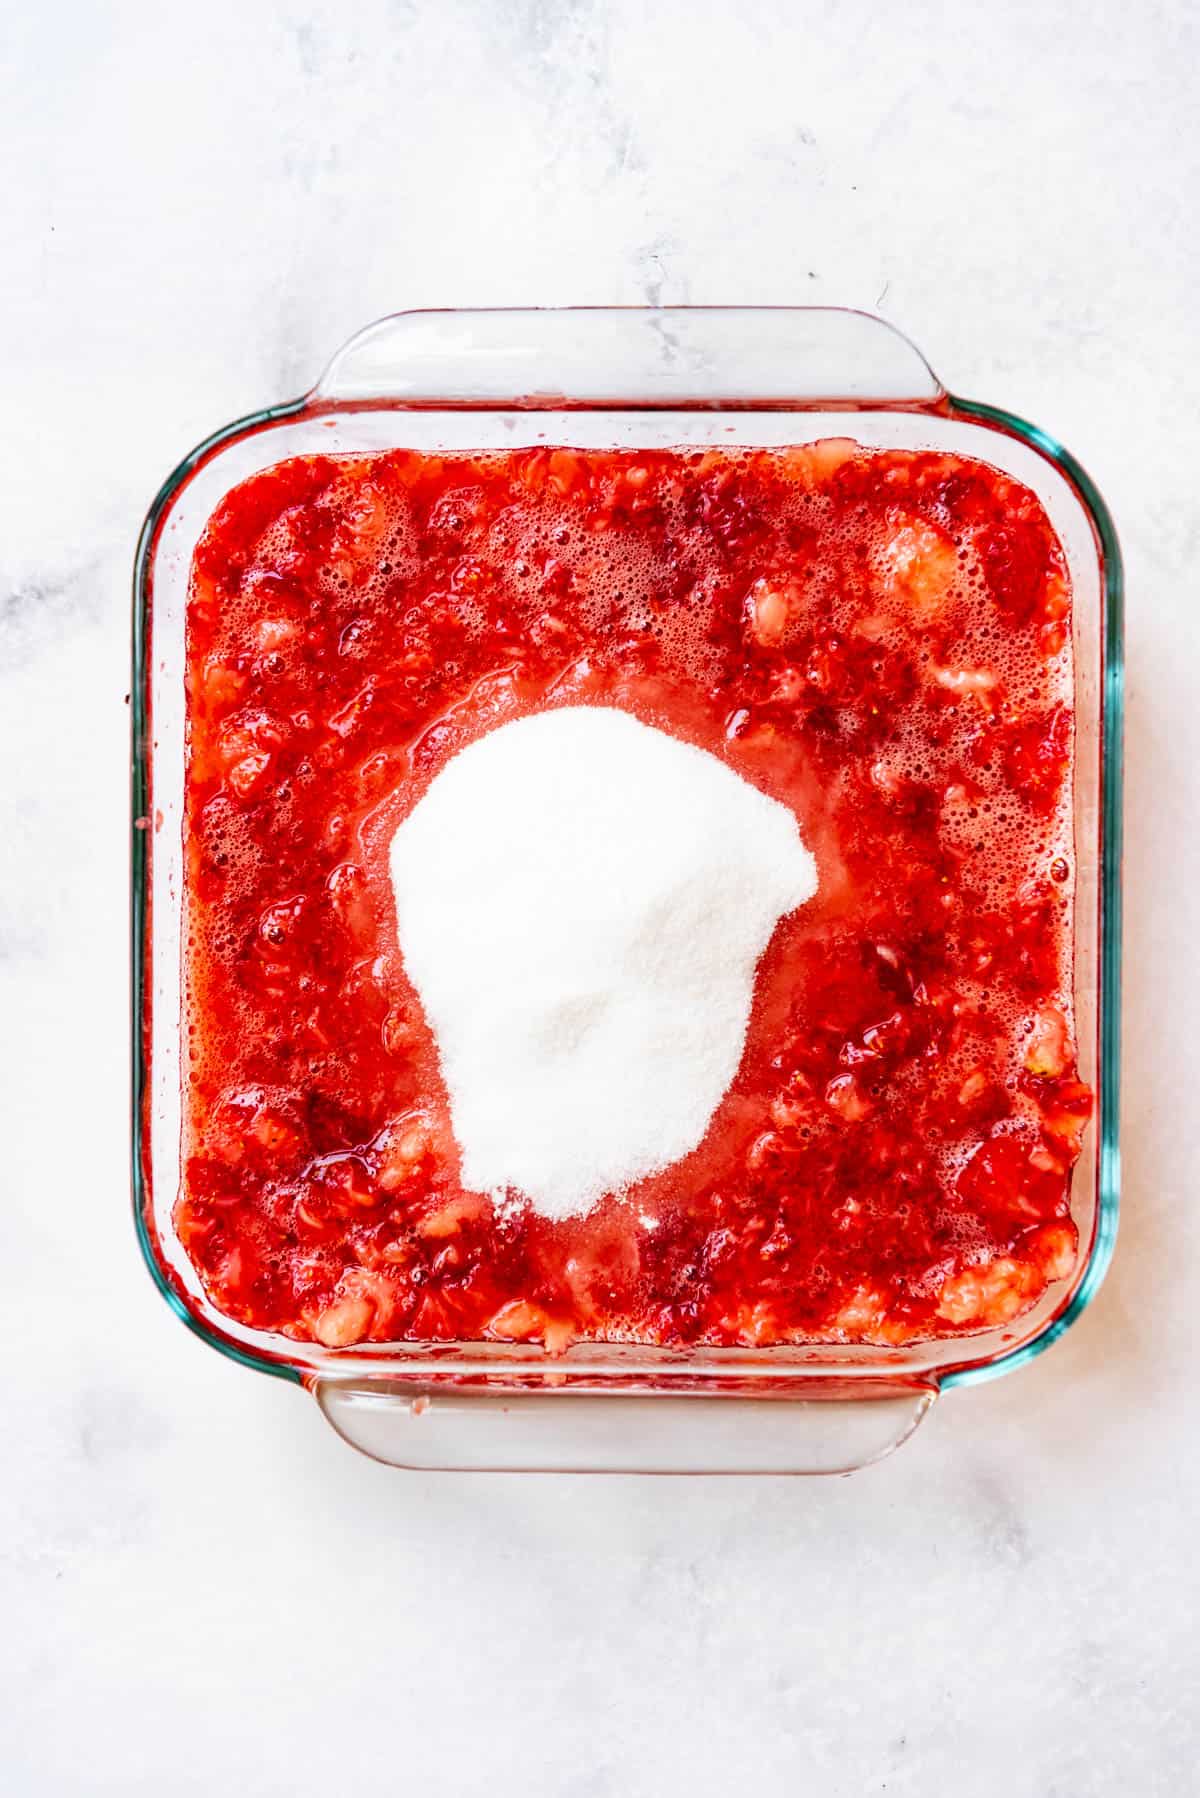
[388,706,818,1220]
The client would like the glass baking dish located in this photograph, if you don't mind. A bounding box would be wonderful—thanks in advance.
[131,308,1123,1473]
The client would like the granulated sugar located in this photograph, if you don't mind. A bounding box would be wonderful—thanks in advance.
[388,706,818,1220]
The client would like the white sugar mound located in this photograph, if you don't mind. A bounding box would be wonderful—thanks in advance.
[388,706,817,1220]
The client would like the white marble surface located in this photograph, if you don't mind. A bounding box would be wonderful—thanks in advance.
[2,2,1195,1792]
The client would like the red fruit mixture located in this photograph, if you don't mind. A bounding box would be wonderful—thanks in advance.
[179,440,1090,1350]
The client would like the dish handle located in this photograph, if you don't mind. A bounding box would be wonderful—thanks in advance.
[311,306,945,409]
[312,1377,937,1475]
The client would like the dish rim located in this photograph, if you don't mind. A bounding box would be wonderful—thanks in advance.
[130,306,1123,1397]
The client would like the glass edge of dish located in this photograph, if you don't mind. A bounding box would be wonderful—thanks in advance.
[935,394,1123,1390]
[129,382,1124,1397]
[131,398,310,1385]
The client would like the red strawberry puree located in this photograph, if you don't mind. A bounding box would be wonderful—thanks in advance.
[179,441,1091,1349]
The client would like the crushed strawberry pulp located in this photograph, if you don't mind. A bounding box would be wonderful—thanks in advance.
[179,440,1091,1350]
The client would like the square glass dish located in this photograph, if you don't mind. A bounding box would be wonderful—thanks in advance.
[132,308,1122,1472]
